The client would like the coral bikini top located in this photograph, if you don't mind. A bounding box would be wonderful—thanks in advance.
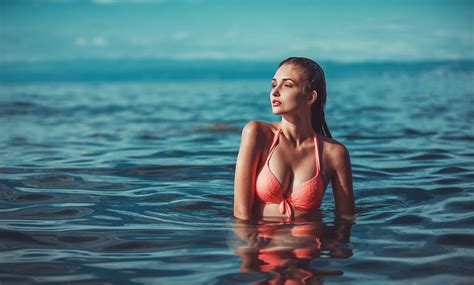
[255,127,324,219]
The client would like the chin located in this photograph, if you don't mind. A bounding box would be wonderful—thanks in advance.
[271,107,284,115]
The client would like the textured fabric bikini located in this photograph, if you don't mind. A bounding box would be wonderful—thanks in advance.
[255,127,324,219]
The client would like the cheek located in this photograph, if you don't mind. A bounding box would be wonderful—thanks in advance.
[288,91,306,105]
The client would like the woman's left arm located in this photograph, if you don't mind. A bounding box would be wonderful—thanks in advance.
[330,144,355,218]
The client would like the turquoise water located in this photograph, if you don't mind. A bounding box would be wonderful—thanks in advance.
[0,60,473,284]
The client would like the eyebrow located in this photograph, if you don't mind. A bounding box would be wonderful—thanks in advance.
[272,78,296,83]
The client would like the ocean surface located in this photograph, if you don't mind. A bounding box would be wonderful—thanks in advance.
[0,59,473,284]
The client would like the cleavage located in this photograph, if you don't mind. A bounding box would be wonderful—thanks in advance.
[267,142,315,196]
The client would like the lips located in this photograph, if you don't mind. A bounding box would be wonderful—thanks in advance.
[272,99,282,106]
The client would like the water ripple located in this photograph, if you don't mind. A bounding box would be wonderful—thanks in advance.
[1,71,473,284]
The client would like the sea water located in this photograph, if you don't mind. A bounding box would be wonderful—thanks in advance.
[0,60,473,284]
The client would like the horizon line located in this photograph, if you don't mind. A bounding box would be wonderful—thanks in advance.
[1,57,474,65]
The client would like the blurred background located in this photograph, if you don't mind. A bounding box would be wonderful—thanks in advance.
[1,0,472,62]
[0,1,473,284]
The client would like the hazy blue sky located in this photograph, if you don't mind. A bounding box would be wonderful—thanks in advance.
[1,0,472,62]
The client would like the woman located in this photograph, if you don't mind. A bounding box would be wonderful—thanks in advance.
[233,57,355,220]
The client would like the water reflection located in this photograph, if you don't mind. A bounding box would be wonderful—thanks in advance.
[233,216,353,284]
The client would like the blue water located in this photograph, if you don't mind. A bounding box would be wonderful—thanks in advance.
[0,60,473,284]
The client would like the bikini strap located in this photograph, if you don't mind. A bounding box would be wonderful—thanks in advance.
[271,127,282,145]
[265,127,282,163]
[313,131,321,174]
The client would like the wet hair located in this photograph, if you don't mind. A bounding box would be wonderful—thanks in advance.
[278,57,332,138]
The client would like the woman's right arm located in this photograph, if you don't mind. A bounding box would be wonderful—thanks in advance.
[233,121,262,220]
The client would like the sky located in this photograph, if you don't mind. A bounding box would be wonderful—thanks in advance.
[0,0,472,62]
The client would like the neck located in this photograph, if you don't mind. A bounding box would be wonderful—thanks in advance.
[279,115,314,147]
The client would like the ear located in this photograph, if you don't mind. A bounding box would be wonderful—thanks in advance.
[307,90,318,105]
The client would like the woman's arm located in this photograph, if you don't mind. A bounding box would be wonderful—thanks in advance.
[330,144,355,218]
[234,121,262,220]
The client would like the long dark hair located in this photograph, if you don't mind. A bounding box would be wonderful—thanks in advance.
[278,57,332,138]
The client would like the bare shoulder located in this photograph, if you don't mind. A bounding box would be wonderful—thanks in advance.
[241,120,279,141]
[319,135,351,168]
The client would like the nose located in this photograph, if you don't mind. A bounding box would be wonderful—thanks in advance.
[271,85,280,97]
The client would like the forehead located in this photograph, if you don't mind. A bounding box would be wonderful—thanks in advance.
[272,64,304,82]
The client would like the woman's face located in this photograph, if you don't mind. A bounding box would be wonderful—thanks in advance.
[270,64,310,115]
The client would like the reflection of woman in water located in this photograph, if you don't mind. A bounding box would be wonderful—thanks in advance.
[233,217,353,284]
[234,57,355,220]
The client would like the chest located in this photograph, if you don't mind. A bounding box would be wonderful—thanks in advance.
[257,141,330,193]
